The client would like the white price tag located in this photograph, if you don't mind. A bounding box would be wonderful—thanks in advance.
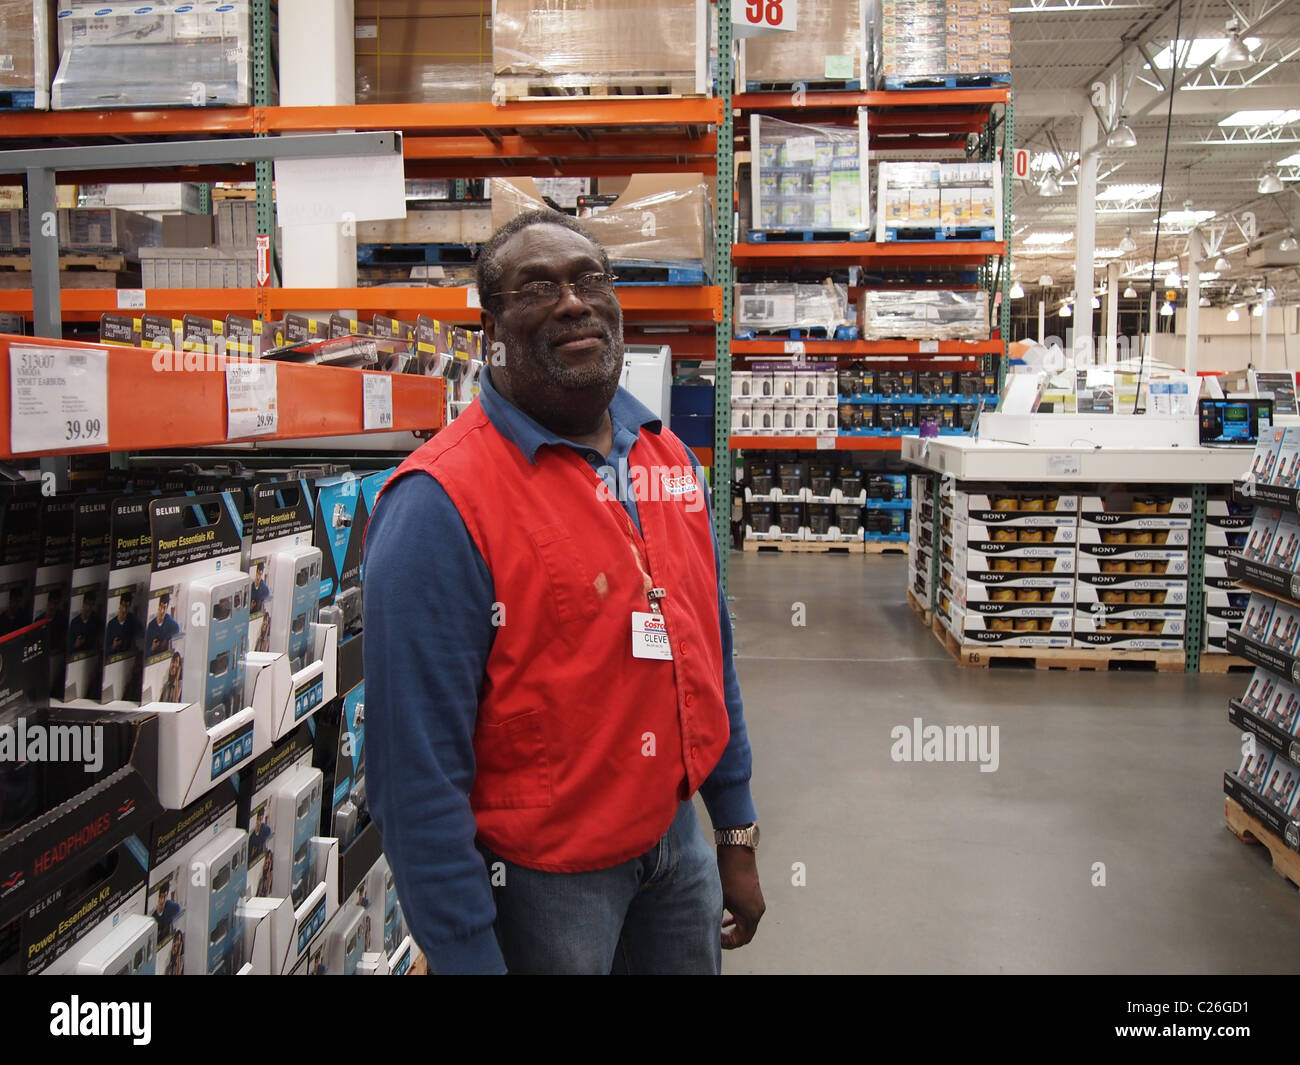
[9,344,109,453]
[919,340,939,354]
[784,136,816,163]
[732,0,797,36]
[1047,453,1081,477]
[225,362,278,439]
[116,289,146,310]
[815,436,836,450]
[363,372,394,431]
[465,286,481,309]
[783,341,805,356]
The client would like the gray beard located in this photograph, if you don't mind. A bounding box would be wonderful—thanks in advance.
[496,318,625,435]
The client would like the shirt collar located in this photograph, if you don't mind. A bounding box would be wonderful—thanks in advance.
[477,365,662,465]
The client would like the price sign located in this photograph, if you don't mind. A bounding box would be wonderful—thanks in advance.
[815,436,836,450]
[919,340,939,354]
[784,340,805,358]
[1012,149,1030,181]
[465,285,481,310]
[10,344,109,453]
[363,372,394,431]
[225,362,278,439]
[732,0,796,37]
[1047,453,1081,477]
[116,289,146,310]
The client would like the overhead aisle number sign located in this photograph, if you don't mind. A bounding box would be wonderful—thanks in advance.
[733,0,796,36]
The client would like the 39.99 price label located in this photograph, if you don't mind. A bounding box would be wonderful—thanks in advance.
[225,362,278,439]
[732,0,796,35]
[9,344,109,454]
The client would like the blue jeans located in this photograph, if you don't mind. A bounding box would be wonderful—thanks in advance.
[478,800,723,975]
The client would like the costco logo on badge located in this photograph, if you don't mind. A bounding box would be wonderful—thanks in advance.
[660,473,698,496]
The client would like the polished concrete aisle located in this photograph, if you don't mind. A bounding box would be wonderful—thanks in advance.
[710,552,1300,974]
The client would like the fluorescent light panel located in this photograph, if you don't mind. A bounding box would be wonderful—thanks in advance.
[1096,184,1162,201]
[1023,232,1075,244]
[1147,37,1260,69]
[1219,109,1300,127]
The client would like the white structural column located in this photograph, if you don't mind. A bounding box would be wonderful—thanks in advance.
[278,0,357,289]
[1185,229,1201,374]
[1261,289,1271,370]
[1072,107,1100,366]
[1038,299,1046,344]
[1105,261,1121,365]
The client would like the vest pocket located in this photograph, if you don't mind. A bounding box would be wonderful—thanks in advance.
[527,524,602,625]
[473,710,552,810]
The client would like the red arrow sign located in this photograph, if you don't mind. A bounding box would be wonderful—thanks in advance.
[255,234,270,287]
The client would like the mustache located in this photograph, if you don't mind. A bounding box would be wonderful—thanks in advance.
[540,320,614,348]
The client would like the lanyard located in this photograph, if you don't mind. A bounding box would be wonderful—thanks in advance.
[614,496,667,614]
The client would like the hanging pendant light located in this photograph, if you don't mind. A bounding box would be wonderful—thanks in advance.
[1010,280,1025,298]
[1059,302,1072,318]
[1253,303,1264,317]
[1038,170,1063,197]
[1119,227,1138,254]
[1213,255,1230,272]
[1165,267,1181,288]
[1159,302,1174,317]
[1107,119,1137,150]
[1123,284,1137,299]
[1259,171,1284,195]
[1091,295,1101,309]
[1038,273,1053,288]
[1199,295,1211,308]
[1226,306,1240,322]
[1279,232,1299,252]
[1214,19,1253,71]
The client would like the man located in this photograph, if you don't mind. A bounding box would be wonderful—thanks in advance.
[0,586,27,636]
[151,883,181,942]
[105,590,140,655]
[250,562,271,617]
[68,590,99,656]
[249,806,273,861]
[364,211,763,975]
[146,592,181,656]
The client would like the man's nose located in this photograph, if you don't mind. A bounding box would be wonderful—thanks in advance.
[552,282,593,316]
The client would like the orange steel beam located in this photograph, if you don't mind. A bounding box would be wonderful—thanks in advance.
[729,435,904,451]
[0,108,256,140]
[731,241,1006,268]
[730,340,1004,355]
[264,99,724,133]
[0,335,445,459]
[404,160,713,179]
[732,88,1008,110]
[402,132,715,160]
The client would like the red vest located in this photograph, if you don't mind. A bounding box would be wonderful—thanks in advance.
[375,401,729,872]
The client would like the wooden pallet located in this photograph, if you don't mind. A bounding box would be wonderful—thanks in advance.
[865,540,909,556]
[743,538,865,554]
[1200,653,1253,675]
[0,269,140,290]
[212,188,258,200]
[494,75,702,100]
[906,586,932,625]
[0,252,128,271]
[1225,797,1300,889]
[932,613,1185,672]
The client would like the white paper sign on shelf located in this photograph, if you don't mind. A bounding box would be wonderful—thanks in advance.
[9,344,109,453]
[363,373,394,431]
[225,362,278,439]
[116,289,146,310]
[815,436,836,450]
[732,0,797,37]
[1047,453,1081,477]
[274,143,406,227]
[465,286,481,309]
[919,340,939,354]
[784,340,805,357]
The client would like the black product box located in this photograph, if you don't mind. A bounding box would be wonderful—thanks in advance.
[98,313,141,347]
[284,313,331,344]
[777,502,805,535]
[777,462,807,497]
[808,461,837,499]
[744,500,776,532]
[748,462,776,496]
[807,503,835,536]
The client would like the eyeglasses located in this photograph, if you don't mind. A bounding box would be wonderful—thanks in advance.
[491,271,619,307]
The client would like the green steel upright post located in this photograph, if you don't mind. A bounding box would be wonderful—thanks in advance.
[199,183,211,216]
[714,0,735,594]
[253,0,276,291]
[999,91,1014,394]
[1186,482,1208,673]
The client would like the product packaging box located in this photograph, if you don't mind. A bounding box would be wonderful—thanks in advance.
[0,0,56,109]
[738,0,867,88]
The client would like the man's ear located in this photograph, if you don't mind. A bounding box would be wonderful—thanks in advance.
[481,310,496,342]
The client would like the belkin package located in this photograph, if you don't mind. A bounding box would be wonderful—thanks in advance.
[34,497,76,697]
[140,492,274,808]
[100,496,153,704]
[242,724,316,901]
[184,827,250,976]
[247,479,332,738]
[315,680,368,847]
[63,493,116,701]
[0,489,40,641]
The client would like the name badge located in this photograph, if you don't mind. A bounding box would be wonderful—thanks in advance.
[631,611,673,660]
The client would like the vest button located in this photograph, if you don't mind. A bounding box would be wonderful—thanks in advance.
[684,693,694,707]
[690,745,699,759]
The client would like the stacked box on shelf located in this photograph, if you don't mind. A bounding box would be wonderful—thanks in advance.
[836,364,995,436]
[875,0,1011,85]
[748,113,868,233]
[355,0,492,105]
[737,0,870,89]
[734,282,853,337]
[139,248,257,289]
[858,289,988,341]
[875,160,1001,240]
[1074,492,1191,651]
[0,1,56,109]
[1205,495,1252,654]
[937,488,1078,647]
[732,364,838,437]
[52,2,252,109]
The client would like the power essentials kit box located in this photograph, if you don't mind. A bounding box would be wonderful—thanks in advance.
[185,826,249,975]
[62,493,114,701]
[100,496,152,704]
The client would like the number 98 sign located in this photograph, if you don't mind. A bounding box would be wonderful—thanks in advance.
[733,0,796,35]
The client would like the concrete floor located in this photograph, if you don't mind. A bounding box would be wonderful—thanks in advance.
[709,552,1300,974]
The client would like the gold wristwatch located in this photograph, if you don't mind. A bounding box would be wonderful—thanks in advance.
[714,823,760,849]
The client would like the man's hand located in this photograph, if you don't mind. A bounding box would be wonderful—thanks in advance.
[717,845,765,950]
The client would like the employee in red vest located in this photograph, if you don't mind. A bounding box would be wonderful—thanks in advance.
[364,210,762,975]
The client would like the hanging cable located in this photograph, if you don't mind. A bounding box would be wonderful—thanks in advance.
[1133,0,1184,412]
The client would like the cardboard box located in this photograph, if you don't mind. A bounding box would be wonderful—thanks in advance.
[355,0,491,104]
[492,0,704,83]
[0,1,56,108]
[491,174,712,265]
[162,213,214,247]
[739,0,866,86]
[939,188,970,226]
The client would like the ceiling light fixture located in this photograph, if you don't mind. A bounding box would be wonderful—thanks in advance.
[1279,232,1299,252]
[1199,295,1211,308]
[1213,255,1230,272]
[1123,285,1137,298]
[1091,295,1101,309]
[1038,170,1063,197]
[1119,227,1138,253]
[1010,281,1025,298]
[1165,268,1182,288]
[1160,302,1174,317]
[1253,303,1264,317]
[1107,119,1137,150]
[1226,306,1240,322]
[1038,273,1053,287]
[1259,170,1284,195]
[1059,303,1072,318]
[1214,19,1253,72]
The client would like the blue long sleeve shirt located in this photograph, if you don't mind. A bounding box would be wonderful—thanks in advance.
[363,368,755,975]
